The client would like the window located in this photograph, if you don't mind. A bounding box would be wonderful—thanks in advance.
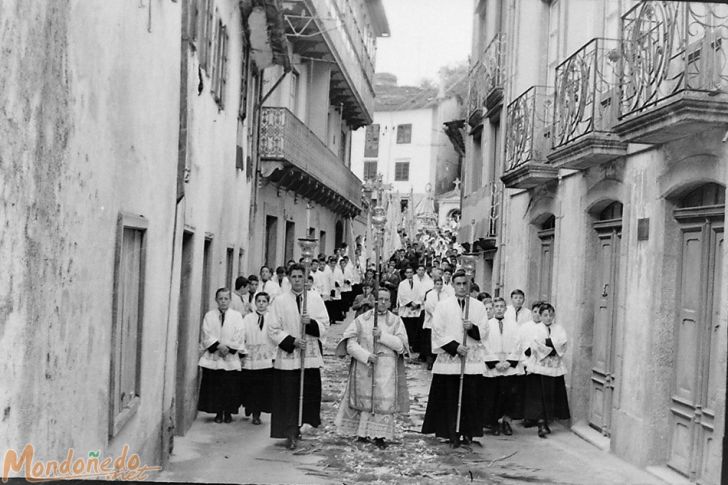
[394,161,410,181]
[363,160,378,181]
[396,124,412,144]
[364,124,380,157]
[238,30,250,120]
[211,20,228,108]
[200,0,214,72]
[110,213,148,437]
[289,72,299,114]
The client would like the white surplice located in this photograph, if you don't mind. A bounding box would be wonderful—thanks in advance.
[505,305,533,325]
[431,296,489,375]
[198,308,246,371]
[482,317,524,377]
[397,279,422,318]
[257,279,281,301]
[529,322,568,376]
[267,289,329,370]
[240,311,275,370]
[423,288,445,330]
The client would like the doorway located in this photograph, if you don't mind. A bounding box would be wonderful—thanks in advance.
[536,214,555,302]
[588,201,623,436]
[175,230,194,435]
[265,215,278,267]
[668,183,724,484]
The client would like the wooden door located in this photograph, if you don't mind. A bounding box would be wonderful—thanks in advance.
[175,231,194,435]
[669,184,724,483]
[589,206,622,436]
[537,215,556,302]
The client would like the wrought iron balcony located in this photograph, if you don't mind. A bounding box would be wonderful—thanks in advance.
[259,107,362,217]
[549,38,627,169]
[501,86,558,189]
[467,33,506,127]
[616,1,728,143]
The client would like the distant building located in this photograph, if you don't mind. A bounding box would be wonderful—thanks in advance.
[251,0,389,263]
[351,73,463,236]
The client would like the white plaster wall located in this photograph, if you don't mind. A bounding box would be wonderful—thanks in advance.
[351,107,436,195]
[0,0,181,466]
[175,0,250,435]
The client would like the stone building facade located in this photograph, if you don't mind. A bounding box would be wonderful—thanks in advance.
[463,0,726,483]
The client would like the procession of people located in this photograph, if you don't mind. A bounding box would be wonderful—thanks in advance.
[196,227,570,452]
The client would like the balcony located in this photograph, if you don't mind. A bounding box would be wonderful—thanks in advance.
[467,33,506,127]
[501,86,558,189]
[259,107,362,217]
[549,38,627,169]
[282,0,378,127]
[616,2,728,144]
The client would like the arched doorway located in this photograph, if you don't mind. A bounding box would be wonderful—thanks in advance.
[588,201,623,437]
[668,183,724,482]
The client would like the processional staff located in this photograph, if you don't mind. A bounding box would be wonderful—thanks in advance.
[297,237,318,427]
[369,201,388,414]
[455,251,477,434]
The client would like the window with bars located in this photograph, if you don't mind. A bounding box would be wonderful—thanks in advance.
[109,213,147,437]
[394,161,410,181]
[396,124,412,144]
[363,160,377,180]
[211,20,228,109]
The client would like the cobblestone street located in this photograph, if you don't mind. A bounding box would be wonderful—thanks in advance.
[156,312,664,484]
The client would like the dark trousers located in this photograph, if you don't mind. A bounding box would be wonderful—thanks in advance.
[402,316,421,353]
[270,369,322,438]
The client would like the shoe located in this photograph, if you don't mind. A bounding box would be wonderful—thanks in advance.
[426,362,433,371]
[285,437,297,450]
[502,421,513,436]
[490,423,500,436]
[252,416,261,425]
[223,413,232,423]
[214,413,223,423]
[521,419,537,428]
[544,424,552,435]
[373,438,387,449]
[461,435,472,445]
[537,423,548,438]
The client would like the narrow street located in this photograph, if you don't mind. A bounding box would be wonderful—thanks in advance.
[157,311,664,485]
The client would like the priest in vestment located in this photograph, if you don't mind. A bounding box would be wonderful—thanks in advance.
[421,271,489,447]
[267,264,330,449]
[334,288,410,449]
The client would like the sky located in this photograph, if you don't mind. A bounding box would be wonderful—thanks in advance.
[375,0,473,86]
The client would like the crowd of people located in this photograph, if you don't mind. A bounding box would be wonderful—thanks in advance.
[195,236,570,452]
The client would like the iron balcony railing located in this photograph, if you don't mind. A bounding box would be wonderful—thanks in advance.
[467,33,506,122]
[552,38,621,150]
[488,181,501,238]
[504,86,554,173]
[620,1,728,118]
[259,107,362,206]
[482,33,506,107]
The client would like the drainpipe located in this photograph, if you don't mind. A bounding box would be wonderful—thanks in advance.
[160,0,189,462]
[248,67,289,267]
